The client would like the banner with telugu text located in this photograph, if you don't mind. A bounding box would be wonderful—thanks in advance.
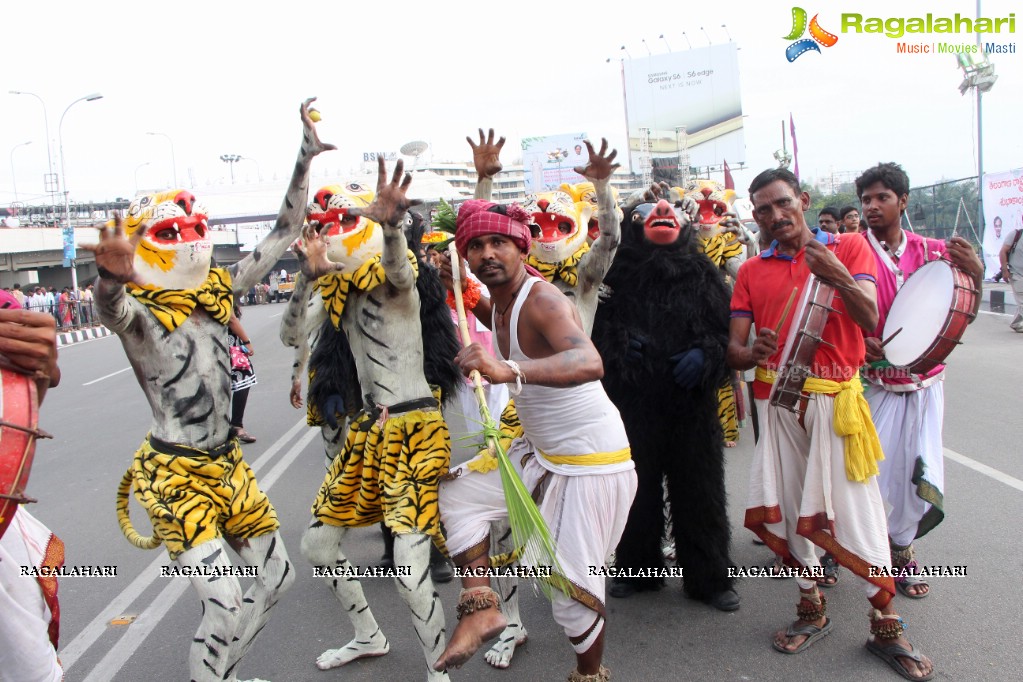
[981,168,1023,277]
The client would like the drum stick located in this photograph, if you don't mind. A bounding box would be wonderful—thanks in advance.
[774,287,799,336]
[880,327,904,348]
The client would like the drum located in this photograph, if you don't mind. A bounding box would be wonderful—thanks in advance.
[882,259,977,375]
[769,276,836,413]
[0,365,47,540]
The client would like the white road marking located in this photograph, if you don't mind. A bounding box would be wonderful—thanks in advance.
[944,447,1023,493]
[79,426,320,682]
[82,367,132,386]
[270,311,283,318]
[60,417,310,673]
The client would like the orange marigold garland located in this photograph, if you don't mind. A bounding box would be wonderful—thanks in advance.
[447,277,481,311]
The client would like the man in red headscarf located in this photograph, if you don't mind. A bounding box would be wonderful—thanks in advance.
[433,200,637,682]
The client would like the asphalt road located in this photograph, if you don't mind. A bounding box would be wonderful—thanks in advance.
[22,301,1023,681]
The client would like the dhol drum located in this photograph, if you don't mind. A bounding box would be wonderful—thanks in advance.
[882,259,977,375]
[769,275,836,413]
[0,363,50,540]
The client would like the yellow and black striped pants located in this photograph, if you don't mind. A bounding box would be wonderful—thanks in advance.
[127,436,278,560]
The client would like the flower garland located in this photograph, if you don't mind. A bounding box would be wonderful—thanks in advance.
[446,277,481,311]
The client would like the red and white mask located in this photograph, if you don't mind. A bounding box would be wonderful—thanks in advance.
[125,190,212,290]
[307,182,382,271]
[523,191,591,263]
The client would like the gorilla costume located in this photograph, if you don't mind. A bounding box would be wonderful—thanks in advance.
[592,196,739,610]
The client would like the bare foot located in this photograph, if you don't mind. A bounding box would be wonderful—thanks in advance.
[315,630,389,670]
[868,634,934,679]
[484,622,528,669]
[724,441,737,448]
[433,608,507,671]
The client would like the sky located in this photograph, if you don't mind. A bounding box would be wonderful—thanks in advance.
[3,0,1020,208]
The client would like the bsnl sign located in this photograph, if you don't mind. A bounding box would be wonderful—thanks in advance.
[362,152,399,162]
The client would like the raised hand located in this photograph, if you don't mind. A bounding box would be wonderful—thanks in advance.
[292,223,343,279]
[720,211,748,244]
[467,128,506,179]
[349,156,422,227]
[573,138,619,181]
[299,97,338,157]
[80,213,148,285]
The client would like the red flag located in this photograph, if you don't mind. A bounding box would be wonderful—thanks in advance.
[789,113,800,182]
[723,159,734,190]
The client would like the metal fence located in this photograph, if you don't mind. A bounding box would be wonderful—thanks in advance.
[23,296,98,332]
[907,176,982,245]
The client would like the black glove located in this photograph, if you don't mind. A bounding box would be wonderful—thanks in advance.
[626,332,648,364]
[322,394,345,429]
[670,348,705,389]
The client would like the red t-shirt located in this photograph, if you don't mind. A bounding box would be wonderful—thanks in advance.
[731,229,878,399]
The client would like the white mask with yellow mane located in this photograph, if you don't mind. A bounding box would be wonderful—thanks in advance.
[678,180,737,241]
[307,182,382,270]
[523,191,591,264]
[559,182,623,243]
[124,190,212,291]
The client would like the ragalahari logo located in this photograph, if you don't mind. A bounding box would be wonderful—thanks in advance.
[784,7,839,61]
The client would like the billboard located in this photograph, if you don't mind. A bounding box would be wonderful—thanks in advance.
[981,168,1023,277]
[521,132,589,193]
[621,44,745,179]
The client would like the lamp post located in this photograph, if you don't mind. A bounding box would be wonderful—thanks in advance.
[146,131,178,187]
[58,92,104,293]
[220,154,241,183]
[134,162,151,194]
[9,140,32,203]
[8,90,56,203]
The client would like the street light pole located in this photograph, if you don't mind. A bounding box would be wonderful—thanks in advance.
[9,90,56,205]
[58,92,103,293]
[9,140,32,203]
[220,154,241,183]
[146,131,178,187]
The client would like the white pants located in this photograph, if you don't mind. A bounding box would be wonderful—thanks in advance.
[0,508,63,682]
[746,397,892,603]
[440,439,637,638]
[866,381,945,547]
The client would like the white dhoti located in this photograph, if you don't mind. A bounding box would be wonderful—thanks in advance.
[0,507,64,682]
[744,397,895,608]
[439,438,637,638]
[865,379,945,547]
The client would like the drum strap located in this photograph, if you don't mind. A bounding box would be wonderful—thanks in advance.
[866,231,904,289]
[756,367,884,483]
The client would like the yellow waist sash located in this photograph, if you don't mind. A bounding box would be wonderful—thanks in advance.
[755,367,883,483]
[539,447,631,466]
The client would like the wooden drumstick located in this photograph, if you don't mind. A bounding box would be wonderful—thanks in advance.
[774,287,799,336]
[880,327,904,348]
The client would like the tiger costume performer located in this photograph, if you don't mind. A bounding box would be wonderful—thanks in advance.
[91,99,332,682]
[462,133,623,670]
[293,161,461,682]
[280,181,373,468]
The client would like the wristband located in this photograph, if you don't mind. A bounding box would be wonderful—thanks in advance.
[240,339,251,344]
[501,360,526,396]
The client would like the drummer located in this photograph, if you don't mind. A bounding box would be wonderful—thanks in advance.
[727,168,936,681]
[857,162,983,602]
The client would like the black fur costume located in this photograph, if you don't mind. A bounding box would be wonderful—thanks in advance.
[592,203,735,601]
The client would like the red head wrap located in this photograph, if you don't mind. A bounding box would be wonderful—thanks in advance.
[454,200,532,258]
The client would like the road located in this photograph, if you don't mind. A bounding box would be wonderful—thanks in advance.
[23,301,1023,681]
